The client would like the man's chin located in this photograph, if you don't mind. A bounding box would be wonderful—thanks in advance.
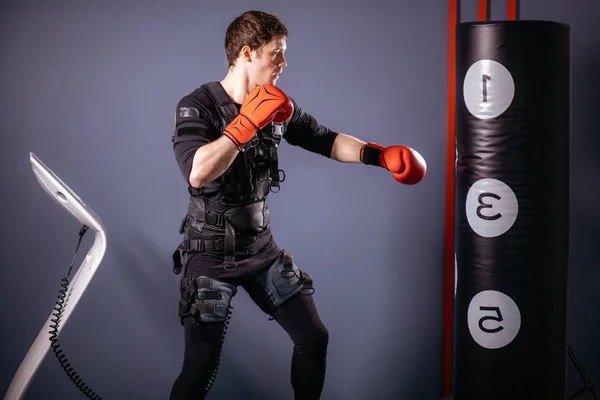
[255,76,279,87]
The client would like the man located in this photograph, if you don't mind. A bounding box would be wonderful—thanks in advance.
[170,10,426,400]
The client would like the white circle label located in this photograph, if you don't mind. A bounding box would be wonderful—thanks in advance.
[466,178,518,238]
[463,59,515,119]
[467,290,521,349]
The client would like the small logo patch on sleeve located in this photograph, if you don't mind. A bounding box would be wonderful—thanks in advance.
[179,107,200,118]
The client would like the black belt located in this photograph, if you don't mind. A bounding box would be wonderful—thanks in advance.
[187,197,269,231]
[178,197,270,272]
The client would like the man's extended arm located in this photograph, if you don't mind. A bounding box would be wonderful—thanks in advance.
[329,133,366,163]
[330,133,427,185]
[284,100,427,185]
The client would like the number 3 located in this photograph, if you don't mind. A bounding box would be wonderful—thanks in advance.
[478,306,504,333]
[476,192,502,221]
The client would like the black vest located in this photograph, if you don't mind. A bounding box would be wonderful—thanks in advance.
[173,82,286,274]
[189,81,287,203]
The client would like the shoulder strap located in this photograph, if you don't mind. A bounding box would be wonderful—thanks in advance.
[201,81,255,202]
[202,81,239,124]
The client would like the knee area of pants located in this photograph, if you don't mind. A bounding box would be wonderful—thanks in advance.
[295,327,329,353]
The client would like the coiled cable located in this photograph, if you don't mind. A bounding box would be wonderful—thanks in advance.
[48,224,103,399]
[204,305,234,396]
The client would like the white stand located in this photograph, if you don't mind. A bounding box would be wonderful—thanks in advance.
[3,153,107,400]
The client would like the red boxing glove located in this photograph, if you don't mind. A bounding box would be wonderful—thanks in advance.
[360,142,427,185]
[224,84,293,150]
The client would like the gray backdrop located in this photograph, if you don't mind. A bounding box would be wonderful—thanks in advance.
[1,0,598,399]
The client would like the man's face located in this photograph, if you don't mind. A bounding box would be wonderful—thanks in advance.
[247,37,287,88]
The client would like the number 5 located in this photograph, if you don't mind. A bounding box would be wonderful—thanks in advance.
[478,306,504,333]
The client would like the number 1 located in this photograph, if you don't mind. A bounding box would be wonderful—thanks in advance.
[482,74,491,102]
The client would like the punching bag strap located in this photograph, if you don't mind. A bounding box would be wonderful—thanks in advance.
[507,0,517,20]
[478,0,488,21]
[477,0,518,21]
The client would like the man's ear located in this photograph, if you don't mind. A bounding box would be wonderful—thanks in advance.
[240,46,253,63]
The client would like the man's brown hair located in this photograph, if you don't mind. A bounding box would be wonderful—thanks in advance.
[224,10,288,67]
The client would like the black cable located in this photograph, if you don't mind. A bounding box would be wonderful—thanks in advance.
[48,224,103,399]
[204,305,234,395]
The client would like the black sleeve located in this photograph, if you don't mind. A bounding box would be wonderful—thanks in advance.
[171,95,220,183]
[283,98,339,158]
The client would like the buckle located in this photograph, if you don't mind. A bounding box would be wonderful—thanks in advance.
[184,239,205,252]
[272,123,283,139]
[205,211,224,227]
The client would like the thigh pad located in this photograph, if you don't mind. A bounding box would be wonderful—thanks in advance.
[252,250,313,313]
[186,276,237,323]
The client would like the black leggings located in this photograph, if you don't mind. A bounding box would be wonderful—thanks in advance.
[169,288,329,400]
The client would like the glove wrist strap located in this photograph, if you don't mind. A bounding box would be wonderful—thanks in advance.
[360,142,384,167]
[223,133,245,152]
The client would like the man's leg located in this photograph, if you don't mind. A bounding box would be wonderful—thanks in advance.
[170,318,229,400]
[244,251,329,400]
[170,276,237,400]
[271,291,330,400]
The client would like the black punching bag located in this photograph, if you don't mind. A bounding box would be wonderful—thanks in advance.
[454,21,571,399]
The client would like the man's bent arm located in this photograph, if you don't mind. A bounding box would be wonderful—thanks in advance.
[329,133,366,163]
[189,136,239,188]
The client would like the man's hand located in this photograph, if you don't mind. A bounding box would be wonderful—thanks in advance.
[360,142,427,185]
[223,84,294,150]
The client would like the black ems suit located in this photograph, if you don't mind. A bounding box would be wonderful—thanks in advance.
[169,82,335,400]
